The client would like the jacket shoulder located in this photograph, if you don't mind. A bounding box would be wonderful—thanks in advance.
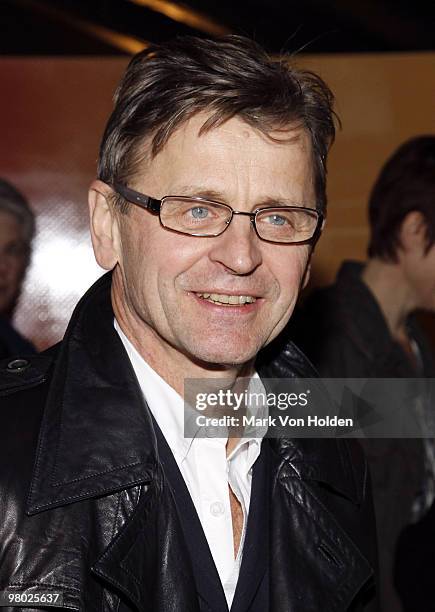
[0,351,57,507]
[0,350,56,397]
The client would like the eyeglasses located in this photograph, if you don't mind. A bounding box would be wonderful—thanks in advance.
[112,182,324,245]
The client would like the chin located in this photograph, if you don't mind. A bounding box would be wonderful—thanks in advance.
[187,344,259,369]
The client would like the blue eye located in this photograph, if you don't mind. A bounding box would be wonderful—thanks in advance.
[190,207,209,219]
[266,214,287,226]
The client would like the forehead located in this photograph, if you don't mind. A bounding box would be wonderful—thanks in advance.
[135,113,315,202]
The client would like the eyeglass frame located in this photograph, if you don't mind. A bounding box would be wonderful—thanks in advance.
[111,182,325,245]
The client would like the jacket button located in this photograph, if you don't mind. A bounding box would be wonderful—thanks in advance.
[6,358,31,373]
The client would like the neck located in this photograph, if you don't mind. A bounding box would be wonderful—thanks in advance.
[361,258,416,341]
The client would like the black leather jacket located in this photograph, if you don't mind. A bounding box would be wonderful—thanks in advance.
[0,273,377,611]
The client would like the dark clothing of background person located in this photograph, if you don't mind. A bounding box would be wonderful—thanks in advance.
[289,260,435,612]
[0,316,35,359]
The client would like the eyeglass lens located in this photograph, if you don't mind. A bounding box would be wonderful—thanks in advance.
[160,198,318,243]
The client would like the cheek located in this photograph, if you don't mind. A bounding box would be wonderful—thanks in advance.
[268,247,310,301]
[120,214,169,284]
[142,233,208,306]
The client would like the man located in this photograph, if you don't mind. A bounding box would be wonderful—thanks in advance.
[0,36,377,611]
[0,178,36,357]
[290,135,435,611]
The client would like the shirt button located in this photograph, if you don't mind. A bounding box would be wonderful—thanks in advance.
[210,501,225,517]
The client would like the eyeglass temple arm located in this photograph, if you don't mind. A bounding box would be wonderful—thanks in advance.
[113,183,161,213]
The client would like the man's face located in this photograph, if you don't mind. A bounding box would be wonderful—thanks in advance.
[102,114,316,367]
[0,211,28,317]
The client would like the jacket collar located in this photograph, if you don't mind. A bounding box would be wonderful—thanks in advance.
[27,272,158,514]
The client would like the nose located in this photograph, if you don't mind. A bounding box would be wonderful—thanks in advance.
[208,213,263,275]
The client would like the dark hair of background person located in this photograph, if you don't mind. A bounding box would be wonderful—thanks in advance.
[368,135,435,261]
[0,178,35,258]
[97,35,337,215]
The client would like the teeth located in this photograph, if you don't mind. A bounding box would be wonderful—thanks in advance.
[196,292,257,305]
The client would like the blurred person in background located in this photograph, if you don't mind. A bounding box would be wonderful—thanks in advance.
[0,178,36,357]
[290,135,435,612]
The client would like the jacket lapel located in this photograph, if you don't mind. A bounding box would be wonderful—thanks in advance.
[26,273,157,515]
[92,472,200,612]
[257,343,375,611]
[269,438,374,612]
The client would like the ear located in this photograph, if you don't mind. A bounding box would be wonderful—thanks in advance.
[88,180,121,270]
[399,211,427,254]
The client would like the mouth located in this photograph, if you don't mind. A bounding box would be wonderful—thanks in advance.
[195,292,257,306]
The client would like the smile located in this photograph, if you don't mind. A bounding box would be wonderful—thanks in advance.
[195,292,257,305]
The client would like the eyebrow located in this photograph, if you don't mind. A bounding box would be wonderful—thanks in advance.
[169,185,308,209]
[171,186,225,200]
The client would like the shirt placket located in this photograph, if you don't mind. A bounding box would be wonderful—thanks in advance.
[195,438,235,584]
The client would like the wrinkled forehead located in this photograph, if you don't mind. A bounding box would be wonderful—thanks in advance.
[139,110,313,161]
[131,113,315,199]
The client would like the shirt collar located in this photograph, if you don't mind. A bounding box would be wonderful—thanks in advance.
[114,319,265,465]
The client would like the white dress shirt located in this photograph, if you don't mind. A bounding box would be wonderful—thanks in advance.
[114,320,264,607]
